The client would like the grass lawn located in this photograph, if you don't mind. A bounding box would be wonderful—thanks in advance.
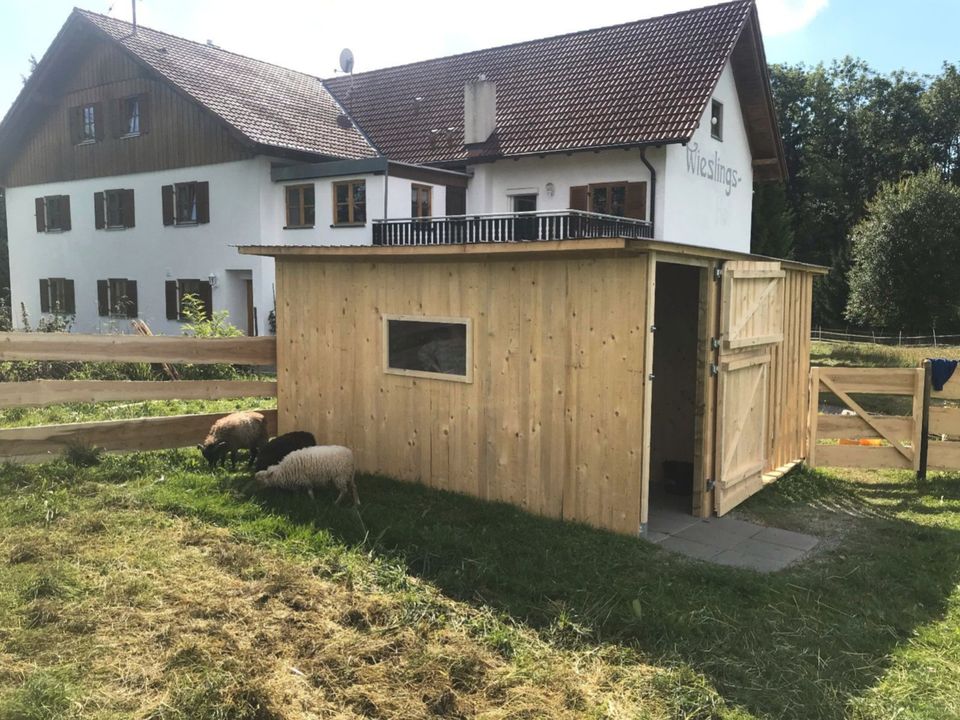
[812,341,960,369]
[1,448,959,719]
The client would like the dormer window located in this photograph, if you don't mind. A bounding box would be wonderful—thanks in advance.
[711,100,723,141]
[81,105,96,141]
[122,96,140,136]
[70,103,102,145]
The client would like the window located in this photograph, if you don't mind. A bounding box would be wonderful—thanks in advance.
[411,184,432,218]
[69,103,101,144]
[122,96,140,136]
[162,182,210,226]
[95,189,135,229]
[165,278,212,320]
[97,278,138,318]
[39,278,75,315]
[569,182,647,221]
[711,100,723,141]
[384,315,471,382]
[285,184,315,228]
[35,195,72,233]
[333,180,366,225]
[589,183,627,216]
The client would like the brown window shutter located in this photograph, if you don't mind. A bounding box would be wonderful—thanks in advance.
[39,279,50,313]
[94,192,105,229]
[111,99,123,139]
[196,181,210,224]
[138,94,150,134]
[35,197,46,232]
[126,280,138,318]
[63,279,75,314]
[165,280,179,319]
[68,106,82,144]
[624,182,648,221]
[569,185,588,211]
[161,185,174,226]
[93,102,104,141]
[445,186,466,215]
[122,189,135,228]
[198,281,213,320]
[60,196,71,231]
[97,280,109,316]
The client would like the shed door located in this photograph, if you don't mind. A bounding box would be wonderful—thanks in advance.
[714,261,785,515]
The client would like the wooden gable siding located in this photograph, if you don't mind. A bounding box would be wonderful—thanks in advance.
[3,38,251,188]
[275,255,648,536]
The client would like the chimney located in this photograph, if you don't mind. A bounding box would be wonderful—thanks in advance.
[464,75,496,145]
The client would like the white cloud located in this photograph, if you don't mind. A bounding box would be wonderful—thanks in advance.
[755,0,829,36]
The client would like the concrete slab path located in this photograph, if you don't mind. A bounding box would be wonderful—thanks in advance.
[646,509,818,571]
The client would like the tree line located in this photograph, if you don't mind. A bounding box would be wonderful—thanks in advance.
[752,59,960,333]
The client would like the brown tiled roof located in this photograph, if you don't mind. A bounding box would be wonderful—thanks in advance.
[76,9,377,160]
[324,0,755,165]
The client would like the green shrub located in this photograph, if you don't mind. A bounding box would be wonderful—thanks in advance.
[177,293,253,380]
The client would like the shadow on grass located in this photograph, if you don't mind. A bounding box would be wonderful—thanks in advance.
[140,457,960,719]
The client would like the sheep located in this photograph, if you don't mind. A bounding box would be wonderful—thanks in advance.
[198,410,268,468]
[254,445,359,506]
[253,430,317,472]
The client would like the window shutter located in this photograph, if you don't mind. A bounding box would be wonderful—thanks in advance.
[161,185,174,226]
[60,196,71,231]
[93,102,104,141]
[196,181,210,224]
[165,280,179,319]
[94,192,105,229]
[126,280,138,318]
[138,94,150,134]
[111,99,123,139]
[39,279,50,313]
[198,281,213,320]
[445,186,466,215]
[569,185,588,211]
[122,189,135,228]
[68,106,82,144]
[97,280,109,316]
[63,280,75,314]
[624,182,648,221]
[35,198,46,232]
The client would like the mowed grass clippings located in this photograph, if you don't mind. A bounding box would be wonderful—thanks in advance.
[0,455,677,719]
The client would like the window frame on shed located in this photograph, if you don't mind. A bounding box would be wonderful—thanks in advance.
[382,313,473,383]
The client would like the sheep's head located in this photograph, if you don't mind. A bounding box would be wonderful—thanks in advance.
[199,440,228,467]
[254,468,274,485]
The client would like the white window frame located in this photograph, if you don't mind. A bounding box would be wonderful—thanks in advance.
[382,313,473,383]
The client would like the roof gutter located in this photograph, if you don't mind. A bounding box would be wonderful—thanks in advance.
[640,147,656,237]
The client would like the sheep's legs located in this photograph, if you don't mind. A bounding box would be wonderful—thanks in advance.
[335,488,347,505]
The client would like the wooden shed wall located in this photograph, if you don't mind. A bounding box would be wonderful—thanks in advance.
[276,255,649,535]
[764,268,814,471]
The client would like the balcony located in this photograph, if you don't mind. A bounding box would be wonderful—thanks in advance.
[372,210,653,246]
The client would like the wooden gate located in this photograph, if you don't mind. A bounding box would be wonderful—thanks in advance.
[715,261,785,514]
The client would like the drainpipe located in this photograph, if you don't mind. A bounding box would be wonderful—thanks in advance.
[640,147,656,237]
[383,161,389,220]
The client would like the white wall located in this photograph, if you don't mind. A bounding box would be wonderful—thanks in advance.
[660,61,754,253]
[7,157,274,334]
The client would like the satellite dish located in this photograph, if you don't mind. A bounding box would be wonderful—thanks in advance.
[339,48,354,74]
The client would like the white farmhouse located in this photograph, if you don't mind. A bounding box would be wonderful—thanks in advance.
[0,0,784,334]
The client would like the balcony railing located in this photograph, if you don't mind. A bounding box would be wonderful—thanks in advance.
[371,210,653,246]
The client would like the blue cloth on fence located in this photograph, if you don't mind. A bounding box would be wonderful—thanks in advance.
[930,359,958,391]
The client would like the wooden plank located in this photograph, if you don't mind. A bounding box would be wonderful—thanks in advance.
[0,333,276,364]
[930,406,960,437]
[241,238,630,258]
[816,414,914,442]
[816,367,919,395]
[640,252,656,530]
[932,378,960,400]
[912,364,926,473]
[815,444,912,469]
[0,379,276,408]
[808,367,819,467]
[927,442,960,470]
[818,374,914,462]
[0,409,278,459]
[692,262,717,519]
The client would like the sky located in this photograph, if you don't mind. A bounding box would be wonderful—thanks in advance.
[0,0,958,118]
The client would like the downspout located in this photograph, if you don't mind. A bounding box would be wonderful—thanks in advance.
[383,161,389,220]
[640,147,656,237]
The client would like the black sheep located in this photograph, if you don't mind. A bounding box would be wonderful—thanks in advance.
[253,431,317,472]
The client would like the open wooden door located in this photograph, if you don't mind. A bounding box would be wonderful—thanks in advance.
[714,261,785,515]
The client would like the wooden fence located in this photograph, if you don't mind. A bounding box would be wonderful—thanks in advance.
[0,333,277,463]
[810,362,960,474]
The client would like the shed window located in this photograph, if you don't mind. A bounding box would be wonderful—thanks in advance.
[285,184,315,228]
[35,195,72,232]
[97,278,138,318]
[39,278,75,315]
[411,184,432,218]
[384,316,471,382]
[711,100,723,141]
[333,180,366,225]
[95,189,135,229]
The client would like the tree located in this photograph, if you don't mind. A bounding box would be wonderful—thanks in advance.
[846,171,960,331]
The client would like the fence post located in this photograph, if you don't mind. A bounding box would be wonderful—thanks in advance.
[917,360,932,482]
[807,367,819,467]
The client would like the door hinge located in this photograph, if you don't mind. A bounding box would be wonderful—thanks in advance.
[648,373,656,381]
[711,337,721,351]
[713,266,723,281]
[650,324,657,332]
[710,363,719,376]
[706,478,716,491]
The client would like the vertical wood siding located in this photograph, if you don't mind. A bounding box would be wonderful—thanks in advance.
[3,38,251,187]
[276,255,648,535]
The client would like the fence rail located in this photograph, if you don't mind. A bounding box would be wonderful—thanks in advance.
[0,333,278,462]
[811,328,960,347]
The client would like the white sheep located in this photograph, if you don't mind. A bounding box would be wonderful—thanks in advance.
[253,445,360,506]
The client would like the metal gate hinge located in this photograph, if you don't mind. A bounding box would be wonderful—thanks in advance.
[711,337,720,351]
[706,478,716,491]
[648,373,656,381]
[710,363,719,376]
[650,324,657,332]
[713,266,723,281]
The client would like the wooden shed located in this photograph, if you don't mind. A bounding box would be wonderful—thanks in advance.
[241,238,826,536]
